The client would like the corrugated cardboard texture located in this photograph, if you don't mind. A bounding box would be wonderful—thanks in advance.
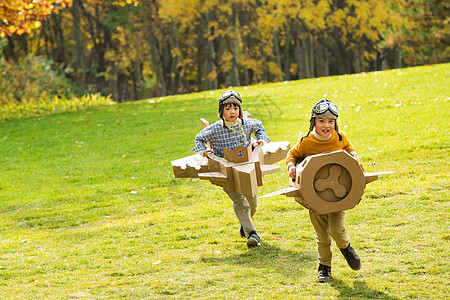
[171,154,209,178]
[296,150,365,214]
[224,145,252,163]
[261,141,290,165]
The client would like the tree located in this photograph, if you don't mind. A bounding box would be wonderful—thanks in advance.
[1,0,444,102]
[399,0,449,66]
[0,0,72,37]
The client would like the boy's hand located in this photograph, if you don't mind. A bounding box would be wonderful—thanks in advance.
[253,140,266,147]
[288,165,296,178]
[202,149,214,157]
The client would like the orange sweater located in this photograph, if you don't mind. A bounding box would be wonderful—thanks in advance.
[286,130,356,166]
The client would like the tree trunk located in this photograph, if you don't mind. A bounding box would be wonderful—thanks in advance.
[3,36,17,62]
[201,12,218,91]
[394,50,402,68]
[330,34,352,74]
[293,22,312,79]
[71,0,85,85]
[79,4,113,95]
[307,35,314,77]
[133,56,143,100]
[225,34,241,87]
[352,41,364,73]
[314,34,329,77]
[283,26,291,80]
[228,6,241,87]
[271,31,283,81]
[148,29,167,96]
[171,27,182,93]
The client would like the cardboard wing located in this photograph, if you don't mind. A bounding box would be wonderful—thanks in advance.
[364,171,395,184]
[261,141,290,165]
[259,186,301,198]
[171,141,290,198]
[171,154,209,178]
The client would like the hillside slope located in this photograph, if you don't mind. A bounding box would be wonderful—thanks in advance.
[0,64,449,299]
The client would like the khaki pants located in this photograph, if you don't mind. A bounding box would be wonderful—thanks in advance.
[309,209,350,267]
[224,189,257,238]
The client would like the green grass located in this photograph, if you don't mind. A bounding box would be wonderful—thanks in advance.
[0,64,449,299]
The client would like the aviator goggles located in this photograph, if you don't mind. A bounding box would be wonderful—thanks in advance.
[312,99,339,116]
[219,90,242,104]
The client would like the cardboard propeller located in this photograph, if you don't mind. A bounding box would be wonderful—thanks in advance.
[171,117,290,198]
[260,150,394,214]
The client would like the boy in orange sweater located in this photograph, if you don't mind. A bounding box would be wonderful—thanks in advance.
[286,99,361,282]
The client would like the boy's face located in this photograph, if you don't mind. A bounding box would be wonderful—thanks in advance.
[222,104,240,122]
[314,117,335,138]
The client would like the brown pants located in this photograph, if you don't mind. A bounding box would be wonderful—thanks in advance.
[224,189,257,238]
[309,209,350,267]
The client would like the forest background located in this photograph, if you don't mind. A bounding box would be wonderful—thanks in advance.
[0,0,449,105]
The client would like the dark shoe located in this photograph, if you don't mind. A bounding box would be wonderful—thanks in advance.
[247,232,261,248]
[340,243,361,270]
[317,264,332,282]
[239,225,245,238]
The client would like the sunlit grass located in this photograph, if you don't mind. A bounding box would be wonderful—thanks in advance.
[0,63,449,299]
[0,93,115,122]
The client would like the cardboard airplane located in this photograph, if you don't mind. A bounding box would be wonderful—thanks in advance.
[260,150,394,214]
[171,142,290,198]
[171,115,290,198]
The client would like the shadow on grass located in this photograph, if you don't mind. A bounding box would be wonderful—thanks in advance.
[331,279,401,300]
[201,243,401,299]
[201,242,316,280]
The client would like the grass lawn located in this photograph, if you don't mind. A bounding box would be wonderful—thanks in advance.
[0,63,449,299]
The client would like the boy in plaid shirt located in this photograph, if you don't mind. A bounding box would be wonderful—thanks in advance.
[192,90,271,248]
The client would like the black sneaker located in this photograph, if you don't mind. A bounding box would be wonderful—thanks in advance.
[340,243,361,270]
[239,225,245,238]
[247,232,261,248]
[317,264,332,282]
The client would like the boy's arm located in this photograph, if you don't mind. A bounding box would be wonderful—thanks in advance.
[341,132,357,158]
[285,142,303,170]
[344,143,356,156]
[191,128,210,155]
[252,120,271,144]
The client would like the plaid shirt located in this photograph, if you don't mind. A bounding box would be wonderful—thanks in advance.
[192,118,271,158]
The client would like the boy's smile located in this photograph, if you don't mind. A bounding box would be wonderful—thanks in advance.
[223,104,240,122]
[314,118,335,138]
